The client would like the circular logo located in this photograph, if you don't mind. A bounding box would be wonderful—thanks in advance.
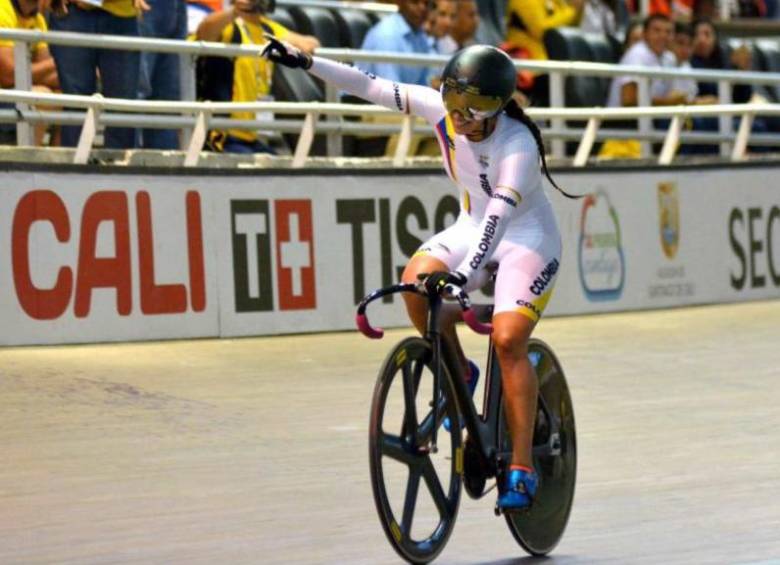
[578,190,625,301]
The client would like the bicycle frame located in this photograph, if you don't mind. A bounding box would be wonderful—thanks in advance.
[357,281,564,487]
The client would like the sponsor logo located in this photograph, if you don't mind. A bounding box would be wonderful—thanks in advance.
[529,258,559,296]
[336,195,459,304]
[658,182,680,259]
[729,205,780,290]
[479,155,489,169]
[392,83,403,111]
[515,298,541,318]
[11,190,206,320]
[479,173,492,197]
[647,182,694,300]
[469,214,500,270]
[492,192,518,208]
[578,190,625,301]
[231,199,316,312]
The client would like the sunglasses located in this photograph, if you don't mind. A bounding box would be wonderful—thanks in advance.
[440,77,503,121]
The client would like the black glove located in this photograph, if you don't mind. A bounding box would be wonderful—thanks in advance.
[422,271,467,296]
[261,34,313,70]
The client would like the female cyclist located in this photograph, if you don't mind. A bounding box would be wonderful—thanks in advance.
[263,38,574,511]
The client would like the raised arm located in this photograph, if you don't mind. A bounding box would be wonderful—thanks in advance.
[262,36,443,123]
[308,57,440,120]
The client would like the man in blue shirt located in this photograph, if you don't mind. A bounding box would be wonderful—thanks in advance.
[360,0,434,86]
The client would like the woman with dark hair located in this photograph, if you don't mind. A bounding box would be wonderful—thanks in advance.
[686,19,768,153]
[690,19,752,103]
[263,38,576,512]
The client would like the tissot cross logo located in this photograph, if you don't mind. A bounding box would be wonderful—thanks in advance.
[231,199,316,312]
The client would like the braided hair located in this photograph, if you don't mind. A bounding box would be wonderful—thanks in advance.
[504,99,581,200]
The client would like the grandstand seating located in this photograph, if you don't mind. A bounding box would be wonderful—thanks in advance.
[475,0,505,46]
[288,6,343,48]
[272,7,298,33]
[331,8,374,49]
[748,38,780,102]
[544,27,620,108]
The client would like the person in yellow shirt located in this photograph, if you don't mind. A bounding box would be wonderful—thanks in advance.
[196,0,319,154]
[504,0,583,106]
[46,0,151,149]
[505,0,583,61]
[0,0,60,145]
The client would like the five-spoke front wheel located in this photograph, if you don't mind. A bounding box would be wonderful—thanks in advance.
[368,337,463,564]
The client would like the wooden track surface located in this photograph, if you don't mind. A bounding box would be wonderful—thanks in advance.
[2,300,780,564]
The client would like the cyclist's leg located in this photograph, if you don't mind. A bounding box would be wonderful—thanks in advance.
[401,255,470,378]
[492,227,561,469]
[492,311,537,468]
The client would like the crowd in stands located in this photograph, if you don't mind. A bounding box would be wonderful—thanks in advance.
[0,0,778,157]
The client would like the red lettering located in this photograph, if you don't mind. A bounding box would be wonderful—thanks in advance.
[74,191,132,317]
[275,200,316,310]
[136,191,187,315]
[11,190,72,320]
[186,191,206,312]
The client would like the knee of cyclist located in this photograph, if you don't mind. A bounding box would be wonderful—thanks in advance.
[491,330,529,359]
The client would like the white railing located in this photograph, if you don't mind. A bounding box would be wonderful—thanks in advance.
[3,88,779,167]
[1,28,780,164]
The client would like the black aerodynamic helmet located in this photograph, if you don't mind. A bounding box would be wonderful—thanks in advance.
[440,45,517,120]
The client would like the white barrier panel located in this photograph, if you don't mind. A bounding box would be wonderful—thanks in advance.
[0,166,778,345]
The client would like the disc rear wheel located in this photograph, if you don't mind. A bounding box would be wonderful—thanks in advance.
[502,338,577,556]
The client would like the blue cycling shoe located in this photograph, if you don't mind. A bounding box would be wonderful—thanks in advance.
[497,466,539,511]
[443,360,480,432]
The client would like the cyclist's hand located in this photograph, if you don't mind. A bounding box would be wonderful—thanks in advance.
[261,34,313,70]
[422,271,467,297]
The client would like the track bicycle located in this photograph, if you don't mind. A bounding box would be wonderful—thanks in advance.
[356,275,577,564]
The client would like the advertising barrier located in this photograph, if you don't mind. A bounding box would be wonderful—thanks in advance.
[1,164,778,345]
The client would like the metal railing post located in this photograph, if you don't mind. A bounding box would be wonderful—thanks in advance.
[13,41,33,146]
[731,112,754,161]
[74,95,102,164]
[658,114,683,165]
[392,114,413,167]
[637,77,652,158]
[179,53,198,149]
[292,111,317,168]
[549,71,564,158]
[718,80,733,157]
[573,117,600,167]
[325,83,341,157]
[184,110,210,167]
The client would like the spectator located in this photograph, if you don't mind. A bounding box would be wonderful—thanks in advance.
[196,0,319,154]
[0,0,60,145]
[580,0,617,36]
[426,0,458,55]
[48,0,149,150]
[505,0,582,61]
[360,0,433,86]
[600,14,685,158]
[138,0,187,149]
[621,21,643,55]
[690,19,751,103]
[606,14,685,108]
[686,18,769,153]
[671,22,699,103]
[451,0,480,49]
